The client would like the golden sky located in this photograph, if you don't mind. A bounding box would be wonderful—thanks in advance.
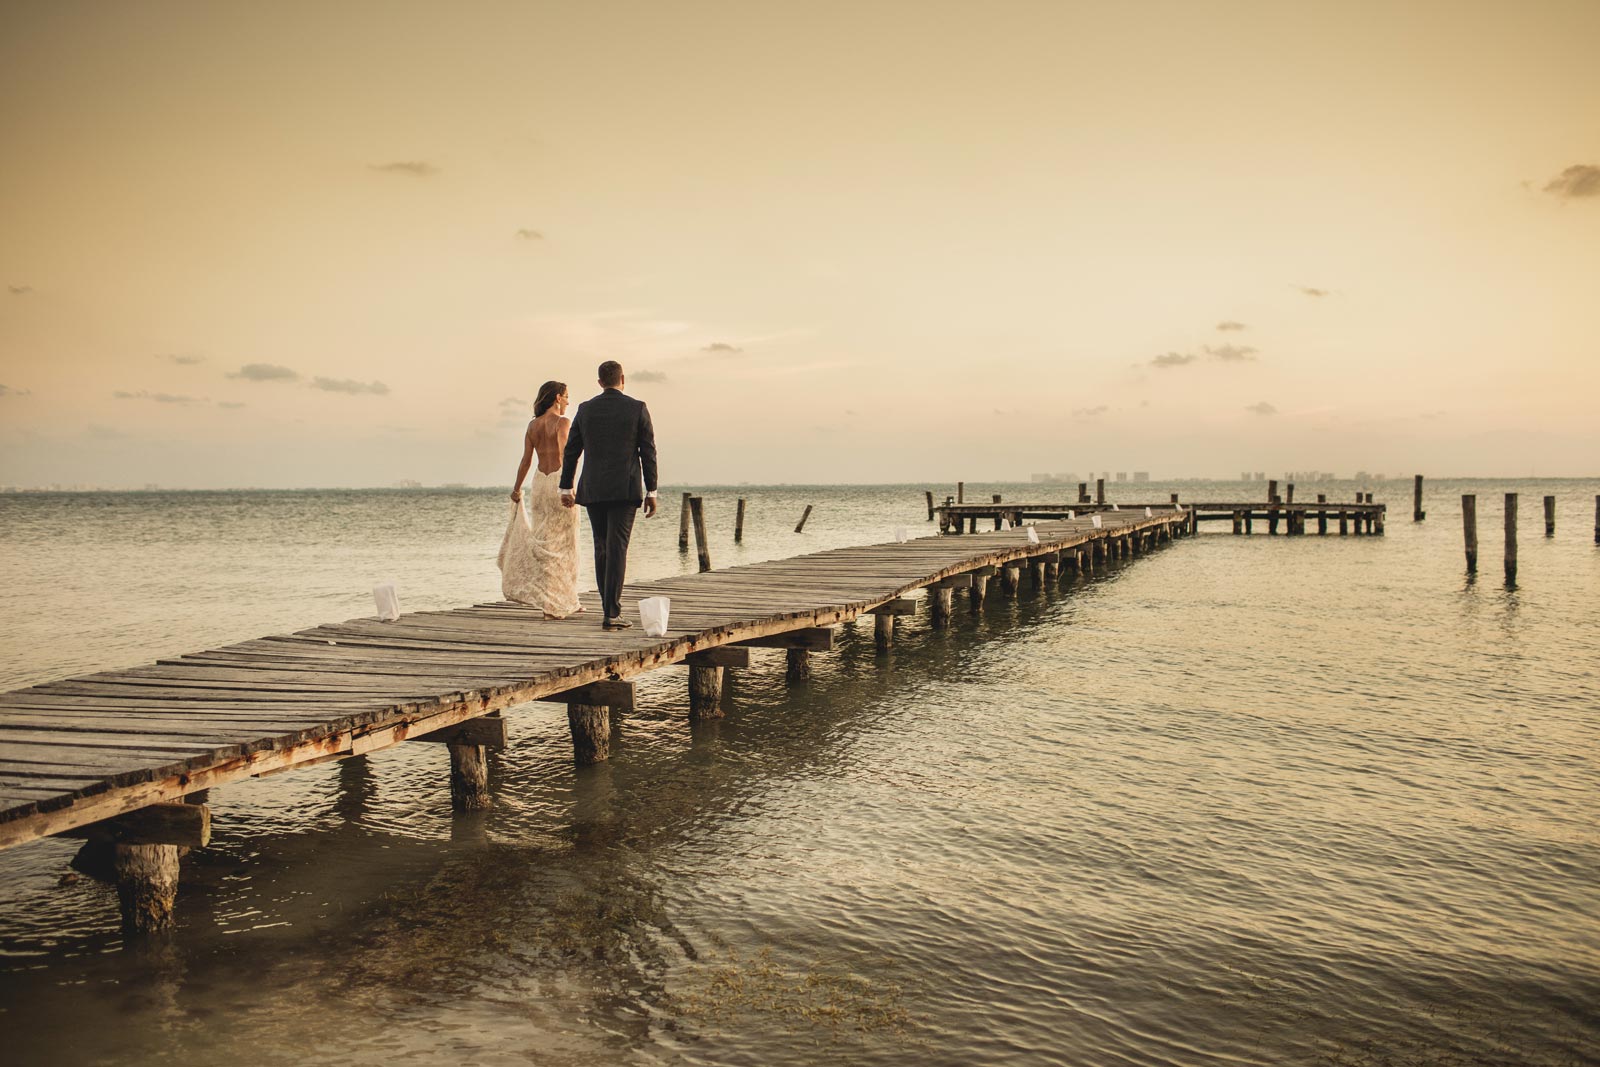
[2,0,1596,486]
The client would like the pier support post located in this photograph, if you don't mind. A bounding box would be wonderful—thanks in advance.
[1504,493,1518,586]
[1232,510,1241,535]
[115,844,181,935]
[1544,495,1555,537]
[689,665,724,719]
[1317,494,1327,535]
[735,498,746,543]
[1286,482,1295,504]
[969,574,989,611]
[1268,496,1281,535]
[1462,494,1478,574]
[1000,565,1021,596]
[448,743,491,812]
[568,704,611,765]
[874,613,894,650]
[932,586,956,627]
[786,648,811,681]
[1245,512,1253,535]
[1045,557,1060,581]
[1339,510,1348,535]
[1031,560,1047,587]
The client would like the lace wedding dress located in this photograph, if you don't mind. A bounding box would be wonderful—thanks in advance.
[498,469,582,618]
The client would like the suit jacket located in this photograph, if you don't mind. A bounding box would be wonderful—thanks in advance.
[559,388,658,505]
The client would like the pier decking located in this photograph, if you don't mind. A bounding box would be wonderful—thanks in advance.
[0,506,1191,933]
[937,497,1387,536]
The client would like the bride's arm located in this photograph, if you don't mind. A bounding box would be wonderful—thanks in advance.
[510,424,535,501]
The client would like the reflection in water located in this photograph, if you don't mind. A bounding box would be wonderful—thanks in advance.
[1,482,1597,1066]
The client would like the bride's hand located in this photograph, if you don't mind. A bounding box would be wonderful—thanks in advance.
[510,488,522,503]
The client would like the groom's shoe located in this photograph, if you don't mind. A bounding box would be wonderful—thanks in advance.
[602,617,633,630]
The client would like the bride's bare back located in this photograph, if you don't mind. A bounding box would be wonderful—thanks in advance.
[511,409,570,501]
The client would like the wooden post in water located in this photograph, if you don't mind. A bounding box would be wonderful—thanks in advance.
[1170,492,1180,505]
[1414,475,1426,521]
[957,481,965,503]
[735,498,746,543]
[689,666,723,719]
[1245,511,1253,534]
[1595,494,1600,544]
[1000,565,1021,595]
[930,586,954,627]
[1544,495,1555,537]
[925,490,935,521]
[1030,559,1047,588]
[677,493,692,551]
[1286,482,1295,504]
[689,496,711,572]
[874,613,894,651]
[1316,494,1327,534]
[1096,478,1106,505]
[1078,482,1089,503]
[1461,494,1477,573]
[114,844,181,934]
[1504,493,1518,585]
[969,574,989,612]
[786,649,811,682]
[449,743,491,811]
[1338,510,1348,535]
[568,704,610,764]
[1268,494,1281,535]
[1232,510,1242,535]
[794,504,813,533]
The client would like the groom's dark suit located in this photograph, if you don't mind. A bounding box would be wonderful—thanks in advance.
[559,388,658,623]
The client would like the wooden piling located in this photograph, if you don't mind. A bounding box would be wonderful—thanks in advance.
[1030,559,1046,587]
[1170,493,1180,505]
[969,574,989,611]
[1096,478,1106,505]
[1544,495,1555,537]
[1286,482,1295,504]
[1268,479,1278,505]
[735,498,746,543]
[930,586,954,627]
[448,743,491,811]
[1268,495,1281,535]
[1462,494,1477,573]
[689,496,712,572]
[925,490,935,521]
[688,665,724,719]
[114,843,181,935]
[1414,475,1425,521]
[1078,482,1089,503]
[1504,493,1518,585]
[1339,510,1348,535]
[1245,512,1253,534]
[1594,494,1599,545]
[999,565,1021,596]
[957,481,965,503]
[567,704,610,764]
[794,504,813,533]
[786,648,811,682]
[1317,494,1327,535]
[874,613,894,651]
[677,492,692,551]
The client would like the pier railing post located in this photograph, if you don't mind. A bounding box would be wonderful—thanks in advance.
[1504,493,1518,586]
[1462,494,1477,574]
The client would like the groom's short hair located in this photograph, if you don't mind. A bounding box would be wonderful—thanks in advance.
[598,361,623,387]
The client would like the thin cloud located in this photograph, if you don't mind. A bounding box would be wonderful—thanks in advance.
[631,369,668,383]
[369,161,438,177]
[8,285,33,296]
[1073,404,1110,418]
[497,396,524,410]
[515,228,543,240]
[229,363,299,382]
[1216,320,1247,331]
[1295,285,1329,297]
[161,353,205,365]
[1542,164,1600,199]
[113,390,203,404]
[0,384,30,397]
[217,401,247,409]
[1150,351,1197,368]
[1206,343,1258,362]
[701,342,743,355]
[311,377,390,396]
[1245,401,1278,416]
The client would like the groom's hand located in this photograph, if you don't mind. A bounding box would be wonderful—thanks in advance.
[560,489,576,508]
[642,496,657,518]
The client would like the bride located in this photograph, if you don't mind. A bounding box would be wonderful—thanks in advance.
[501,380,582,617]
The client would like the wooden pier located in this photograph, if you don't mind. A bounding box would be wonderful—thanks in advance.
[936,497,1387,536]
[1,507,1195,935]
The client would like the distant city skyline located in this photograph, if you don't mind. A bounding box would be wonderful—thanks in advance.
[2,1,1597,487]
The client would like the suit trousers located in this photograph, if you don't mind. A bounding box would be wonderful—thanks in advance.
[585,502,638,621]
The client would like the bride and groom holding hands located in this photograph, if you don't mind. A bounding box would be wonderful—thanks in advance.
[499,360,658,629]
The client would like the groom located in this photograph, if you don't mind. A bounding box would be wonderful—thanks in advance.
[559,360,659,629]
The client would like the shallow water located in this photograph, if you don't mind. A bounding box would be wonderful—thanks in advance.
[0,480,1596,1066]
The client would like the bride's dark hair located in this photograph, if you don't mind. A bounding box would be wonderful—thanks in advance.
[533,380,567,417]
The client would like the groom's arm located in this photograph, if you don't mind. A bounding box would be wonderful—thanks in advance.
[637,403,658,517]
[559,409,584,494]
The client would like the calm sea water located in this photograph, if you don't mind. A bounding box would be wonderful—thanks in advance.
[0,480,1596,1066]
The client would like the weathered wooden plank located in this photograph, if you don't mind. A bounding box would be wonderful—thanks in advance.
[58,802,210,848]
[736,628,835,651]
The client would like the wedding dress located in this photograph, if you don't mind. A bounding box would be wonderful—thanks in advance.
[498,468,582,617]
